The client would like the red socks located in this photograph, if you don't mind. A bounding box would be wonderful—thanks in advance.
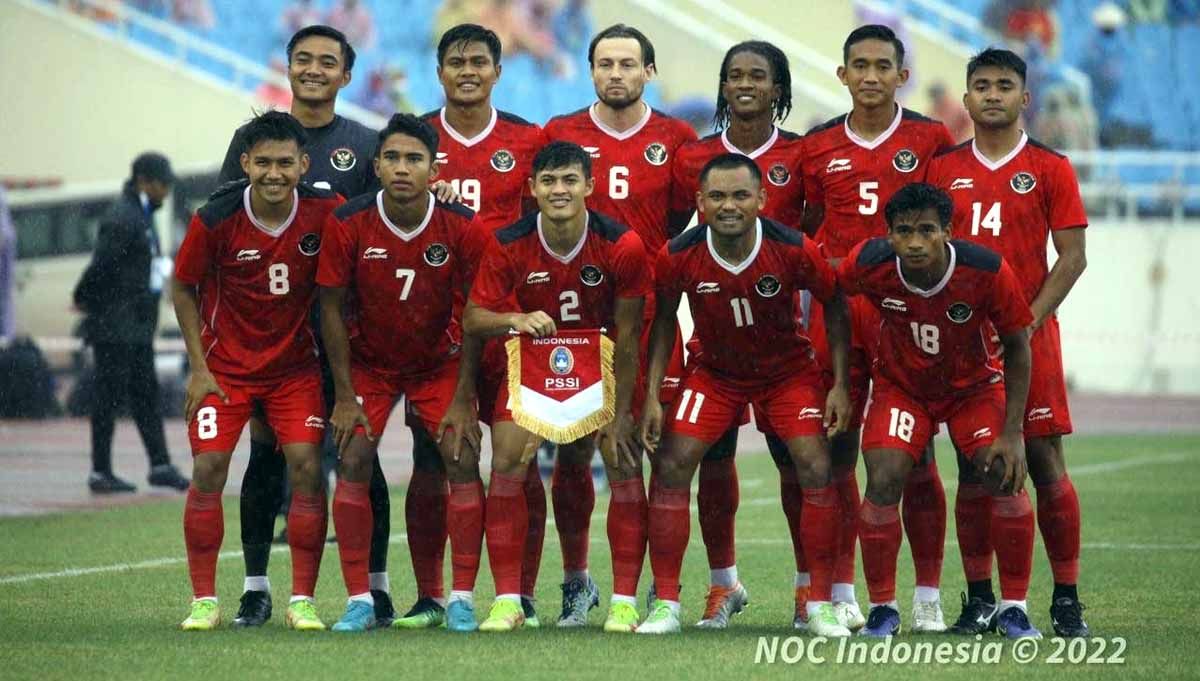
[832,468,859,584]
[449,480,485,593]
[800,486,839,602]
[184,487,223,599]
[608,477,648,598]
[992,490,1035,601]
[551,460,594,573]
[1036,476,1081,585]
[859,499,902,604]
[486,470,528,596]
[522,463,546,598]
[778,466,807,573]
[405,467,448,600]
[647,481,690,602]
[697,457,738,570]
[333,480,373,596]
[955,483,994,582]
[903,461,946,589]
[288,492,327,598]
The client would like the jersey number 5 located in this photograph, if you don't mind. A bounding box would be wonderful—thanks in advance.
[858,182,879,215]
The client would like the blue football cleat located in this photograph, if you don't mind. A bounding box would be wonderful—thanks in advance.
[447,599,478,632]
[997,606,1042,639]
[859,605,901,637]
[331,599,376,632]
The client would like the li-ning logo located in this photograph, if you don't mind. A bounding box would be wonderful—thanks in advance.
[696,282,721,294]
[972,427,992,439]
[798,407,823,420]
[435,152,449,165]
[826,158,852,173]
[526,271,551,285]
[583,146,601,158]
[236,249,261,262]
[363,246,388,260]
[882,297,907,312]
[1027,407,1054,421]
[304,415,326,429]
[950,178,975,190]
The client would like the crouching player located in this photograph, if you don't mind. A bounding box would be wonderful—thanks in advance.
[837,183,1041,638]
[173,111,342,630]
[316,114,488,631]
[639,153,853,636]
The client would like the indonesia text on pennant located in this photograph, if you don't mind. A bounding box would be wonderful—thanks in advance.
[504,329,615,443]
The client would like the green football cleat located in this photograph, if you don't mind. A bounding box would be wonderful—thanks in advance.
[637,601,681,634]
[479,599,525,632]
[808,602,852,637]
[180,599,220,631]
[391,597,446,629]
[603,601,640,633]
[522,597,541,629]
[286,598,326,631]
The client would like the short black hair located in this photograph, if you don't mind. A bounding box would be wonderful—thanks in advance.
[287,25,356,72]
[966,47,1027,85]
[241,110,308,154]
[588,24,655,69]
[843,24,905,66]
[437,23,502,67]
[714,40,792,130]
[699,153,762,187]
[885,183,953,228]
[532,141,592,179]
[377,113,440,160]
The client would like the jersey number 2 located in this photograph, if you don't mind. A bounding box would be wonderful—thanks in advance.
[559,291,581,322]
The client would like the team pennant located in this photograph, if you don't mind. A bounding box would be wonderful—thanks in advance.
[505,329,615,443]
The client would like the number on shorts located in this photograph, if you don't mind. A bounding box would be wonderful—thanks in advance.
[609,166,630,199]
[730,297,754,327]
[197,406,218,440]
[395,268,415,301]
[559,290,581,322]
[888,407,915,443]
[268,263,289,295]
[970,201,1002,237]
[450,178,482,212]
[674,389,706,424]
[910,322,940,355]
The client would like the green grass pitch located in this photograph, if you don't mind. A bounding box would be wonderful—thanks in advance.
[1,434,1197,680]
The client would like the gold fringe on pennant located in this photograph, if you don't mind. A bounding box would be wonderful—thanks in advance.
[505,333,617,444]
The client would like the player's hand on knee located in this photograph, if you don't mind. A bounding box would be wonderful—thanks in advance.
[431,179,461,204]
[330,398,373,455]
[824,383,852,437]
[978,431,1027,495]
[517,432,543,466]
[511,311,557,338]
[599,413,639,471]
[438,396,482,462]
[639,400,664,453]
[184,368,227,423]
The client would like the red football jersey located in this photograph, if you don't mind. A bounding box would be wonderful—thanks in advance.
[671,126,806,229]
[802,106,956,258]
[925,133,1089,304]
[422,107,549,232]
[174,183,343,383]
[837,238,1033,400]
[470,210,651,334]
[316,191,487,379]
[543,104,697,253]
[656,218,835,386]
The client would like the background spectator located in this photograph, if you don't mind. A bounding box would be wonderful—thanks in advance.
[280,0,323,37]
[256,58,294,111]
[171,0,216,31]
[928,81,974,143]
[326,0,378,51]
[0,186,14,342]
[1081,2,1128,134]
[355,64,413,116]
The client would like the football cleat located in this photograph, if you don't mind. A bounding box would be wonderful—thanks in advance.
[331,599,376,632]
[792,585,810,630]
[1049,597,1090,638]
[285,598,326,631]
[948,592,998,635]
[911,596,948,633]
[807,603,852,637]
[371,589,395,628]
[479,599,525,632]
[556,575,600,627]
[180,599,220,631]
[231,590,272,628]
[521,597,540,629]
[391,597,445,629]
[859,605,901,637]
[88,471,136,494]
[446,599,478,632]
[147,464,189,491]
[997,605,1042,639]
[834,600,866,632]
[636,602,681,634]
[603,601,640,633]
[695,583,749,629]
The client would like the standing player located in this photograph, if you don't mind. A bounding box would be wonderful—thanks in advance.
[401,23,552,629]
[667,40,807,629]
[926,48,1089,637]
[172,112,341,631]
[837,183,1039,639]
[464,141,649,632]
[317,114,486,632]
[638,154,851,636]
[215,25,395,628]
[799,24,957,631]
[542,23,696,627]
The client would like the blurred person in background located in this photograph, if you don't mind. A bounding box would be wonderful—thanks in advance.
[1081,2,1127,144]
[0,185,14,342]
[171,0,215,31]
[985,0,1060,58]
[280,0,323,37]
[355,63,412,116]
[256,58,294,111]
[928,81,974,143]
[326,0,377,51]
[72,153,190,494]
[1034,83,1099,156]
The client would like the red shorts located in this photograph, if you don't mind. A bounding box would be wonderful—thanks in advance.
[189,370,325,455]
[667,365,827,443]
[354,361,459,437]
[861,376,1004,461]
[643,323,686,406]
[802,293,877,431]
[1024,316,1072,438]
